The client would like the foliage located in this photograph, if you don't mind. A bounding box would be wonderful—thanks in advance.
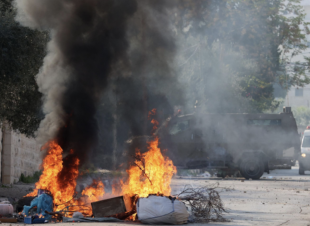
[0,0,48,136]
[176,0,310,113]
[292,106,310,127]
[20,171,42,183]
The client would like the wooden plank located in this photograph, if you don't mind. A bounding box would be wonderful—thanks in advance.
[0,218,18,223]
[123,194,133,212]
[91,196,126,217]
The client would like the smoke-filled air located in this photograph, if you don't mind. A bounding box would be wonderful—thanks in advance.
[14,0,181,166]
[4,0,310,223]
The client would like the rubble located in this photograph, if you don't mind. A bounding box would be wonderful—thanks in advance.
[177,184,227,223]
[22,193,53,220]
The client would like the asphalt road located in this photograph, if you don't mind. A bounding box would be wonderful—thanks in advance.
[2,167,310,226]
[177,166,310,226]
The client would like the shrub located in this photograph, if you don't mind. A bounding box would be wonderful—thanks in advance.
[20,171,42,183]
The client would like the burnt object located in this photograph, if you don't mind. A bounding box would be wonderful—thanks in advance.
[107,209,136,220]
[91,196,126,217]
[0,218,18,223]
[16,196,36,213]
[45,211,63,222]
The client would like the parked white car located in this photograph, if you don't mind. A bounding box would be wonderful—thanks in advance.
[299,130,310,175]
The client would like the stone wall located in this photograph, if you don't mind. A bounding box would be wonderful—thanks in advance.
[1,125,43,184]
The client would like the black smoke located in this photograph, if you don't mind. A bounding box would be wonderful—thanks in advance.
[15,0,182,166]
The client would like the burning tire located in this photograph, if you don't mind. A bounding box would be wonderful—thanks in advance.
[16,196,36,213]
[239,156,264,180]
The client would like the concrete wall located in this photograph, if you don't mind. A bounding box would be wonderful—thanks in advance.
[1,125,43,184]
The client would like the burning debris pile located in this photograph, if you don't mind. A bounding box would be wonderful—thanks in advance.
[25,141,105,217]
[20,119,180,221]
[14,113,227,224]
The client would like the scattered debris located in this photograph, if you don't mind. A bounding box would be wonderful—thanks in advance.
[23,193,53,220]
[137,196,189,224]
[177,184,227,222]
[63,216,121,223]
[91,196,127,218]
[72,212,84,218]
[0,218,17,223]
[16,196,36,213]
[0,201,13,216]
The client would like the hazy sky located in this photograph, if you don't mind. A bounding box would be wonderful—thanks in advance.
[301,0,310,6]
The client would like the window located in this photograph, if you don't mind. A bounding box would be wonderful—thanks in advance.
[302,136,310,148]
[247,119,281,126]
[169,120,189,135]
[295,88,303,97]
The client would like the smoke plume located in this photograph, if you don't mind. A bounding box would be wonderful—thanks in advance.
[14,0,180,164]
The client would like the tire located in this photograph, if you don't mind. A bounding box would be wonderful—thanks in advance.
[216,172,225,178]
[16,196,36,213]
[299,163,305,175]
[239,156,264,180]
[290,160,296,167]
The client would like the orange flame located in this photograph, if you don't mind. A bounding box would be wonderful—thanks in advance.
[148,108,157,119]
[26,108,175,220]
[121,137,177,198]
[120,110,177,198]
[26,141,104,216]
[81,180,105,203]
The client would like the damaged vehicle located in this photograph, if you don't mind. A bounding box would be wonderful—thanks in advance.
[128,107,301,180]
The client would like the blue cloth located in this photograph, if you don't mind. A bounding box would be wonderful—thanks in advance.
[23,194,53,220]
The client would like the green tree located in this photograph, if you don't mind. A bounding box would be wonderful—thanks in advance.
[0,0,48,136]
[176,0,310,113]
[293,106,310,128]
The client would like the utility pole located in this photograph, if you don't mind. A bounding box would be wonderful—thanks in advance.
[141,10,148,135]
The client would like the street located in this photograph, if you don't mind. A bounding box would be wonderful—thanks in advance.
[2,167,310,226]
[173,167,310,226]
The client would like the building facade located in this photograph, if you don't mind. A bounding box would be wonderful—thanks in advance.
[0,124,43,184]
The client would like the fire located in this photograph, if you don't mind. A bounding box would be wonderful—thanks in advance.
[25,109,175,220]
[121,137,177,198]
[120,111,177,198]
[81,180,105,203]
[27,141,104,216]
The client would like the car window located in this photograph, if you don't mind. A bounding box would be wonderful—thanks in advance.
[169,120,189,135]
[302,136,310,148]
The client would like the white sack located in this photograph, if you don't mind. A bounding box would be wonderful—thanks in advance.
[137,196,189,225]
